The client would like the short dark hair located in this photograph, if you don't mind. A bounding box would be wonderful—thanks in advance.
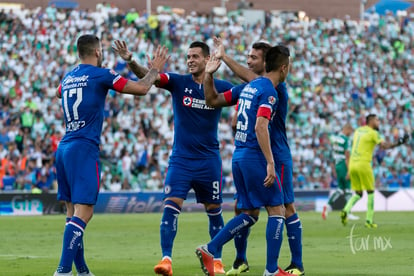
[252,41,271,58]
[77,34,100,59]
[366,113,377,124]
[265,45,290,73]
[189,41,210,57]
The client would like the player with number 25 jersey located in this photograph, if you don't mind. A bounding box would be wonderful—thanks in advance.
[226,77,283,209]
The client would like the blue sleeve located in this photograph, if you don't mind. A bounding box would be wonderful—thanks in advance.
[101,68,126,91]
[161,72,181,92]
[258,82,278,111]
[214,79,234,93]
[230,83,247,104]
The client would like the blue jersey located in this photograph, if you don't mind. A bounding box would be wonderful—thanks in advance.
[158,73,233,158]
[227,77,278,154]
[271,82,292,162]
[58,64,127,146]
[57,64,127,205]
[228,78,283,208]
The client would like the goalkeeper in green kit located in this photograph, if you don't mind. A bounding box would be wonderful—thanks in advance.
[322,123,359,220]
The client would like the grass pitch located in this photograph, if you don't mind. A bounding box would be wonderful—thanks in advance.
[0,211,413,275]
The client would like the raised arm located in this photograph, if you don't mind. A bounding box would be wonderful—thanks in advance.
[214,36,258,82]
[120,45,169,96]
[379,134,409,150]
[112,40,162,85]
[204,55,232,107]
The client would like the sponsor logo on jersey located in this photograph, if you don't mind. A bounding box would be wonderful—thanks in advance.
[184,88,193,94]
[242,84,258,95]
[62,75,89,86]
[182,96,214,110]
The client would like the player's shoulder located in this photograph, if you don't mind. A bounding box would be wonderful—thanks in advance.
[356,126,366,132]
[276,82,287,91]
[357,126,377,136]
[107,68,119,74]
[343,134,350,141]
[165,72,187,79]
[254,77,277,94]
[64,64,102,82]
[366,126,378,135]
[276,82,288,97]
[78,64,108,72]
[232,82,247,91]
[163,72,191,85]
[252,76,273,87]
[75,65,114,78]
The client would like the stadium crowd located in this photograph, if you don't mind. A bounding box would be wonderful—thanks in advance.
[0,3,413,193]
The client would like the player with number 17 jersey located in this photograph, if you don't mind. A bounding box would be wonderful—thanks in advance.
[56,65,128,204]
[224,76,283,209]
[58,65,127,145]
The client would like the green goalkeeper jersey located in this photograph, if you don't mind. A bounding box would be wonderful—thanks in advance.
[331,133,350,166]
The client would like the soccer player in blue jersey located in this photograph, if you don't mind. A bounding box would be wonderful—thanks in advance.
[214,38,304,276]
[196,45,291,276]
[214,38,270,275]
[116,40,233,276]
[53,35,169,276]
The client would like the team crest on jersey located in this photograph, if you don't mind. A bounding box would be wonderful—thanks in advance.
[183,96,193,106]
[164,185,171,194]
[268,96,276,105]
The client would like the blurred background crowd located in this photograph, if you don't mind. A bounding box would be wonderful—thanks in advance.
[0,2,413,193]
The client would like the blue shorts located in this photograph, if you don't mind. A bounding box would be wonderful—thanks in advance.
[163,156,223,204]
[232,157,283,210]
[276,159,295,204]
[56,141,100,205]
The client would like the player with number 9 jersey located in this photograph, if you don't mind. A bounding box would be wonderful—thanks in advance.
[158,71,233,204]
[148,41,233,275]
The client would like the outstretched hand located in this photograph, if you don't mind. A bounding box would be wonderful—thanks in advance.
[149,45,170,72]
[112,40,132,62]
[206,55,221,74]
[397,133,410,145]
[213,36,225,59]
